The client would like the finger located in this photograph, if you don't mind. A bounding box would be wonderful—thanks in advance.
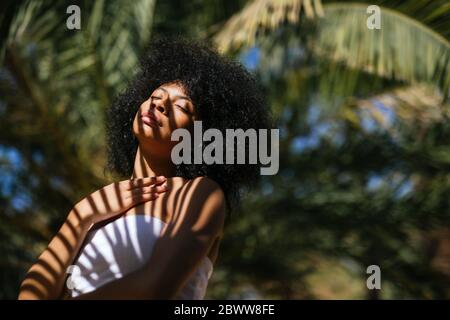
[124,176,166,190]
[130,192,160,204]
[148,184,169,194]
[129,184,168,196]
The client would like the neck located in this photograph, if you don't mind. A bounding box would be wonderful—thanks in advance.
[131,146,176,179]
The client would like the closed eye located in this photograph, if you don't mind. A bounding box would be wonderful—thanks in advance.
[176,105,189,113]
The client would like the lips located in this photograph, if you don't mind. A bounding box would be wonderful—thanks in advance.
[141,112,161,128]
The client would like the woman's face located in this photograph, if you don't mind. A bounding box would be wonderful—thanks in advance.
[133,81,196,156]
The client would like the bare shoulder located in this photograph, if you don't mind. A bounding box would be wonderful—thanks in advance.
[184,176,225,195]
[169,176,226,235]
[181,177,226,211]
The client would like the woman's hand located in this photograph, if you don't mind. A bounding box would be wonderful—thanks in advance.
[73,176,168,226]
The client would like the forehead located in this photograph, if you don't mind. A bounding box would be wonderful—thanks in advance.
[154,82,187,95]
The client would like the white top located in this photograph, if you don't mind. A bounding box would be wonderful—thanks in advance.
[69,215,214,299]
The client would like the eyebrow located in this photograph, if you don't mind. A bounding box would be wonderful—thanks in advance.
[157,87,192,103]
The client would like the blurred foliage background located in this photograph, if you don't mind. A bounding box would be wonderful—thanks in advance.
[0,0,449,299]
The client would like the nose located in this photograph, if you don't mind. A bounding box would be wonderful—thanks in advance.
[150,96,167,114]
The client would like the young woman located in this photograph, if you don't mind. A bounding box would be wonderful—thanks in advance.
[18,37,272,299]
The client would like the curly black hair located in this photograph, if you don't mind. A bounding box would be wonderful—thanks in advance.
[105,36,273,217]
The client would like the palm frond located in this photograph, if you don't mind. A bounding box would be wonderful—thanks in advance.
[314,4,450,98]
[214,0,324,53]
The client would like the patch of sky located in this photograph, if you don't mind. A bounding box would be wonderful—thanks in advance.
[366,171,413,199]
[372,99,396,127]
[291,134,320,152]
[0,146,23,169]
[291,105,343,153]
[366,173,384,191]
[360,109,378,133]
[239,46,260,71]
[0,146,33,212]
[11,193,32,211]
[394,179,413,199]
[0,147,23,197]
[360,100,397,133]
[307,104,320,126]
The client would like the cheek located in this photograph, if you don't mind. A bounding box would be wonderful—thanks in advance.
[173,111,195,130]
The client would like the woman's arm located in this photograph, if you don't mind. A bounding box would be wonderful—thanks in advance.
[18,208,91,299]
[72,176,226,300]
[18,176,167,300]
